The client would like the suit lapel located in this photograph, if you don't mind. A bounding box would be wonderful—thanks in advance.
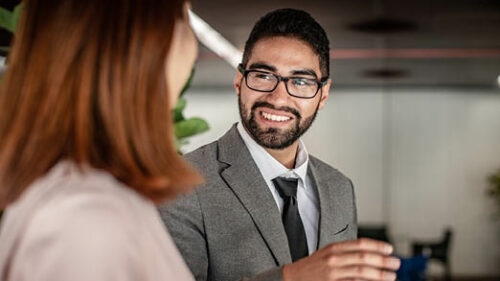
[218,125,292,265]
[309,162,349,249]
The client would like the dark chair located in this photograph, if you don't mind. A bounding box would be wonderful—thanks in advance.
[358,225,391,243]
[412,228,453,281]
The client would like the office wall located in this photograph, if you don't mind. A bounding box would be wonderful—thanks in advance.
[182,87,500,275]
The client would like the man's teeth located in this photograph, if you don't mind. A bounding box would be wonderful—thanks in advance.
[261,112,291,122]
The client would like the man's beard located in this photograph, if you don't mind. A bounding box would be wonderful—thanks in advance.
[238,96,320,150]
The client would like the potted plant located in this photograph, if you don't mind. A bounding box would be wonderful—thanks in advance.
[488,169,500,218]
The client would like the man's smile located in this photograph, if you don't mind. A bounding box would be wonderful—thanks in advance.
[257,107,295,125]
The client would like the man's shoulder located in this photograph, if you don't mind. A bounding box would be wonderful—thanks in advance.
[183,124,241,167]
[184,140,218,162]
[185,136,240,182]
[308,154,352,185]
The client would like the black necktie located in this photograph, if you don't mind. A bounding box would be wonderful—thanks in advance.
[272,177,309,261]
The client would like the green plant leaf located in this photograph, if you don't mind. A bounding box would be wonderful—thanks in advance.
[0,3,22,33]
[0,6,14,32]
[11,3,22,32]
[487,169,500,218]
[173,97,187,122]
[175,117,209,139]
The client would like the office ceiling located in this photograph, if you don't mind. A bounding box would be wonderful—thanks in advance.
[190,0,500,88]
[1,0,499,88]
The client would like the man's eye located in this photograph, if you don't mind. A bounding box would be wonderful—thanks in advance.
[255,73,273,80]
[292,78,315,86]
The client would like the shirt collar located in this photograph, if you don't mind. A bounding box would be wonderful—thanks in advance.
[237,122,309,186]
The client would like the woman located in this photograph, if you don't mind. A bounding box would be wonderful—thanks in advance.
[0,0,202,280]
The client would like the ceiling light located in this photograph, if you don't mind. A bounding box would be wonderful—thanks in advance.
[189,10,242,69]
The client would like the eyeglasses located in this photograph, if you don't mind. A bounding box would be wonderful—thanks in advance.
[238,65,329,99]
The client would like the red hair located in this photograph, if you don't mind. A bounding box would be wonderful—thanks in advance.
[0,0,202,206]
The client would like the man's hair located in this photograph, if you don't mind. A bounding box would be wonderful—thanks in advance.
[241,8,330,78]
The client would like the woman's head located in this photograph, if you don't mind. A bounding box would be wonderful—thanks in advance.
[0,0,201,206]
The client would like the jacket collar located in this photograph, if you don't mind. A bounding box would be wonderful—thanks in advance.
[218,124,292,265]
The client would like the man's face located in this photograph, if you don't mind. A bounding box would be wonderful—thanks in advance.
[235,36,331,150]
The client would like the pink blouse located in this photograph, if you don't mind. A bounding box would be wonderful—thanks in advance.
[0,162,194,281]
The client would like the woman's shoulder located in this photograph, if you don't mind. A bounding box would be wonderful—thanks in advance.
[0,162,157,280]
[1,161,153,252]
[7,161,150,242]
[31,161,152,231]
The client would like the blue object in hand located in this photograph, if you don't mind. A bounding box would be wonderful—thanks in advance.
[396,255,427,281]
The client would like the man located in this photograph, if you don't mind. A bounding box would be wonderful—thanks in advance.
[159,8,400,281]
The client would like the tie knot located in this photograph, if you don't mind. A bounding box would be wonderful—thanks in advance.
[272,177,299,198]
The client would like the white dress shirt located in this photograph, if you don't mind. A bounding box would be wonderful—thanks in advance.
[237,122,319,254]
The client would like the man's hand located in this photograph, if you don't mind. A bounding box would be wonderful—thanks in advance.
[282,238,400,281]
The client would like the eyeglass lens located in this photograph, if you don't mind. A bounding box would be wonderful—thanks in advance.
[246,71,319,98]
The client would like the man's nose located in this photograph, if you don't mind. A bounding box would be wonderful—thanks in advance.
[267,80,290,105]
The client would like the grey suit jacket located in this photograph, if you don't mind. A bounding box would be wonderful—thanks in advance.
[159,125,357,281]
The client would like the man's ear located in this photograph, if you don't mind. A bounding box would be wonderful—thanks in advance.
[234,71,243,96]
[318,78,332,110]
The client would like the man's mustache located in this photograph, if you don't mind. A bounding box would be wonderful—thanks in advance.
[251,101,301,119]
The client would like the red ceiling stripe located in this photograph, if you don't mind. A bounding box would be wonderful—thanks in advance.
[331,48,500,59]
[198,48,500,60]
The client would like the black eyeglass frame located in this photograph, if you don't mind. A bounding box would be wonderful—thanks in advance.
[238,64,329,99]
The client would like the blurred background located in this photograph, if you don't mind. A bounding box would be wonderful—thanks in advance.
[1,0,499,280]
[186,0,500,279]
